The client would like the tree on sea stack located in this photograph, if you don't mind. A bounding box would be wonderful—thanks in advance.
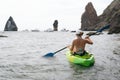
[4,16,18,31]
[53,20,58,31]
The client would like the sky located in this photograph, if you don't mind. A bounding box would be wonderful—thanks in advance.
[0,0,113,31]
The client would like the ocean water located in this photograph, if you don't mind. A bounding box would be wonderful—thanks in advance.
[0,31,120,80]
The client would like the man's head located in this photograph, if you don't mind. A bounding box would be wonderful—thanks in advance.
[76,31,84,36]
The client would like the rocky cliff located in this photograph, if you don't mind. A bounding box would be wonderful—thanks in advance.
[81,2,98,31]
[4,16,18,31]
[101,0,120,34]
[81,0,120,34]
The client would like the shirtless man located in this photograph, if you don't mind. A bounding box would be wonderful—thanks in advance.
[68,31,93,56]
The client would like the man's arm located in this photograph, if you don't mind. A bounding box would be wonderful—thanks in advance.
[67,40,74,52]
[85,36,93,44]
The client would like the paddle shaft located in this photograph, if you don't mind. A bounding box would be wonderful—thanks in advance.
[97,24,110,32]
[54,46,67,54]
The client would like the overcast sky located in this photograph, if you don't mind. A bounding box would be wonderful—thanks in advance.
[0,0,113,31]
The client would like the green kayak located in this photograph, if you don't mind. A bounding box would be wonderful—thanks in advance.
[66,51,95,67]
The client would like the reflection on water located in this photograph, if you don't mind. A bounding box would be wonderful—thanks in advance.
[0,31,120,80]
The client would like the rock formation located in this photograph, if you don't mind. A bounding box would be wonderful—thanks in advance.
[0,35,8,37]
[53,20,58,31]
[81,2,98,31]
[95,0,120,34]
[81,0,120,34]
[4,16,18,31]
[108,11,120,34]
[101,0,120,34]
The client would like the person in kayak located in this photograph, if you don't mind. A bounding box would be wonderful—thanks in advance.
[68,31,93,56]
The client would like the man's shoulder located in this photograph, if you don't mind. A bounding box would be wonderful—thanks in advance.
[73,39,77,42]
[73,38,78,41]
[73,38,83,42]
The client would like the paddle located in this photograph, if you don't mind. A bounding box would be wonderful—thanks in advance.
[87,24,110,36]
[96,24,110,32]
[43,46,67,57]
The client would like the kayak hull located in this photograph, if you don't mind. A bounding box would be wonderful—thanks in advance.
[66,51,95,67]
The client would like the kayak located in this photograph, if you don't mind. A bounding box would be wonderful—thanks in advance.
[66,51,95,67]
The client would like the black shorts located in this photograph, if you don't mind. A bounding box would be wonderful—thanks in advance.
[74,51,86,56]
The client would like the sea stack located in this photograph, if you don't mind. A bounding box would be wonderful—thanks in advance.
[4,16,18,31]
[53,20,58,31]
[80,0,120,34]
[81,2,98,31]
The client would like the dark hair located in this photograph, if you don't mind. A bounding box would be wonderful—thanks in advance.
[76,32,83,36]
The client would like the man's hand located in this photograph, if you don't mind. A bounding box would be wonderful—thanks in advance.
[85,35,90,39]
[67,45,71,48]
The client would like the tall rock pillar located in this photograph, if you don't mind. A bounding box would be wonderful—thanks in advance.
[4,16,18,31]
[53,20,58,31]
[81,2,98,31]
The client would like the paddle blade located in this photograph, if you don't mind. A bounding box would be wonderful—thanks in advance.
[97,24,110,32]
[43,52,55,57]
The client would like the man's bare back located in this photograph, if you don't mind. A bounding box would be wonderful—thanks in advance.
[69,31,93,54]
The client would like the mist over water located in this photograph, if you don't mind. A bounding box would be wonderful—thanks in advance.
[0,31,120,80]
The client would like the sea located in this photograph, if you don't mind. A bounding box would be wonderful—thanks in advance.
[0,31,120,80]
